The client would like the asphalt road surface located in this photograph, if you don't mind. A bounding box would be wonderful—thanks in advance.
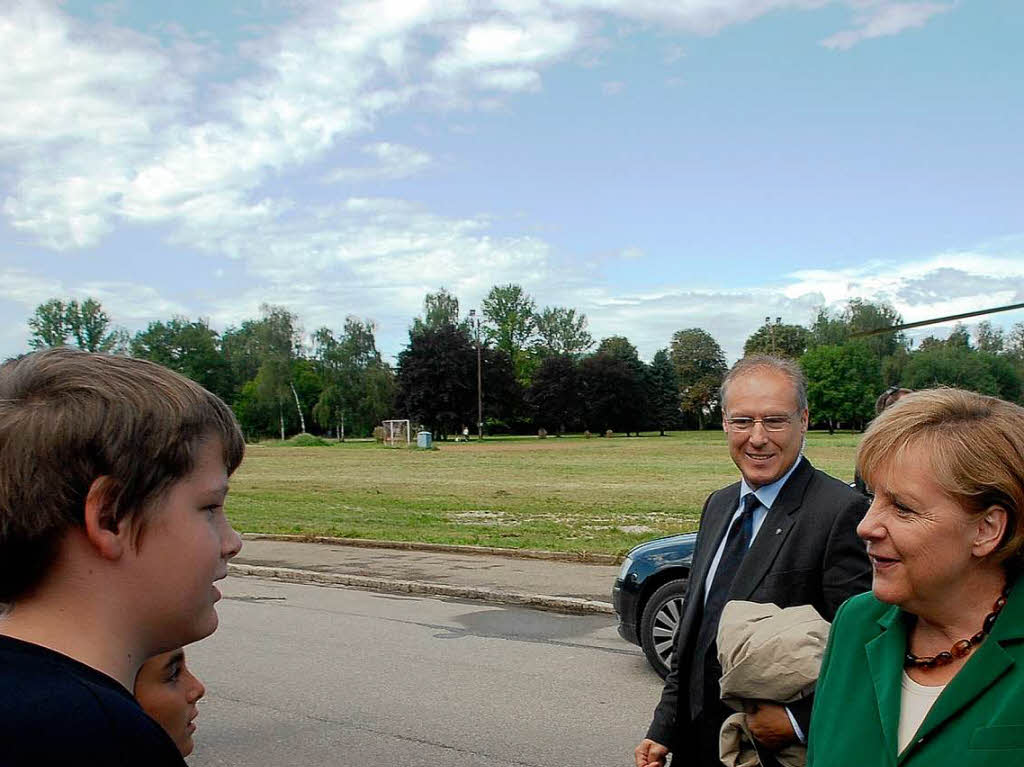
[186,576,665,766]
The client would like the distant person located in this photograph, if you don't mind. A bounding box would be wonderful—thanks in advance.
[0,348,244,766]
[808,388,1024,766]
[635,355,871,767]
[136,648,207,757]
[853,386,914,495]
[875,385,913,415]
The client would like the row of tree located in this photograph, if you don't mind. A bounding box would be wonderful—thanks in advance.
[20,289,1024,439]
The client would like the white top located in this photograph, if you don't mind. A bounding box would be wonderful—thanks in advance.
[898,671,946,754]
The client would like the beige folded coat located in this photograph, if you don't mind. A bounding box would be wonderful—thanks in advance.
[715,600,831,767]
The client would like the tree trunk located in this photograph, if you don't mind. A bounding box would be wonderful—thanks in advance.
[278,401,285,441]
[340,412,345,442]
[827,417,835,436]
[289,382,306,433]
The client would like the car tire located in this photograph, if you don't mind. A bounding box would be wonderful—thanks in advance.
[639,578,688,679]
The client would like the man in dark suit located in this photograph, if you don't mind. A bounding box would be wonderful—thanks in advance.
[635,355,871,767]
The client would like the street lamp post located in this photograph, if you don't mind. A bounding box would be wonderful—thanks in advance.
[765,315,781,354]
[469,310,483,440]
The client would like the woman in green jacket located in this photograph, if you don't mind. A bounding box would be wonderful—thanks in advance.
[807,388,1024,767]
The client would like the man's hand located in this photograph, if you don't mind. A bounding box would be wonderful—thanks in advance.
[634,738,670,767]
[745,702,797,752]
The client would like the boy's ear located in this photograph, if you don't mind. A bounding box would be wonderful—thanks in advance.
[83,476,128,561]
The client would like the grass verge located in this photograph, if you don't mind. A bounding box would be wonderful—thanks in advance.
[227,431,861,556]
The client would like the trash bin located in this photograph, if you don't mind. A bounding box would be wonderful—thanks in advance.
[416,431,432,449]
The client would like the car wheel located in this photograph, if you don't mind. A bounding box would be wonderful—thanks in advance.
[639,578,688,679]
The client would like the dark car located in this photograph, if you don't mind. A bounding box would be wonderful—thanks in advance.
[612,532,698,678]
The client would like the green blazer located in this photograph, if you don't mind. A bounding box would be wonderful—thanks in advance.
[807,581,1024,767]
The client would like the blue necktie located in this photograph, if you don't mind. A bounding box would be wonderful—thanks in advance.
[689,493,760,718]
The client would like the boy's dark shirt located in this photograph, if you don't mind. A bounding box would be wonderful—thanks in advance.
[0,635,186,766]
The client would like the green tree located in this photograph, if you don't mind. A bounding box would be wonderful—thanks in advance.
[224,305,304,439]
[580,351,646,436]
[1007,322,1024,363]
[808,307,849,347]
[28,297,125,353]
[221,322,264,399]
[233,379,276,438]
[844,299,905,356]
[743,321,809,358]
[646,349,681,436]
[903,345,1021,402]
[800,344,882,433]
[1006,323,1024,388]
[412,288,462,333]
[312,318,395,438]
[482,284,537,382]
[131,317,233,401]
[809,299,907,361]
[395,323,476,440]
[578,337,647,436]
[974,321,1005,353]
[526,354,582,435]
[669,328,727,429]
[27,299,72,348]
[534,306,594,357]
[395,321,521,439]
[68,298,123,352]
[945,323,972,350]
[916,335,945,352]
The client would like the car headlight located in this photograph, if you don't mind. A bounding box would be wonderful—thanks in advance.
[617,555,634,581]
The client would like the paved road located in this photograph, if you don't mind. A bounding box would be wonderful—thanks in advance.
[187,576,664,766]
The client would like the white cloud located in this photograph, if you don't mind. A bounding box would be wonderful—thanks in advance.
[602,80,625,95]
[552,249,1024,363]
[785,253,1024,324]
[0,267,189,353]
[664,44,686,63]
[0,268,64,305]
[560,0,827,36]
[476,68,543,92]
[820,2,953,50]
[0,0,967,363]
[0,2,190,147]
[326,142,434,183]
[0,0,957,256]
[431,18,580,77]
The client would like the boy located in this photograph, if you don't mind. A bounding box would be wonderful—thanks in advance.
[135,647,206,757]
[0,348,244,765]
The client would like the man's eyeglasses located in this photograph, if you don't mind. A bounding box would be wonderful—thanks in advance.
[725,415,794,432]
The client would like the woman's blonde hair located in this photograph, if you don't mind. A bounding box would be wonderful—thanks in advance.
[857,388,1024,570]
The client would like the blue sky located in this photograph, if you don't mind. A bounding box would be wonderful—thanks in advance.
[1,0,1022,364]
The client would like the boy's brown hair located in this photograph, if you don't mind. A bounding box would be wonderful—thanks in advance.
[0,348,245,602]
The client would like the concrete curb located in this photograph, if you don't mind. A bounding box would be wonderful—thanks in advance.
[240,533,622,565]
[228,563,616,616]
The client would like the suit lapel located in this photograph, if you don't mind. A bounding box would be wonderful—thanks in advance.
[733,457,814,600]
[899,581,1024,762]
[866,606,905,766]
[689,485,741,605]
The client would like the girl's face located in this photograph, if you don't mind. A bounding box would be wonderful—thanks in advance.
[135,648,206,757]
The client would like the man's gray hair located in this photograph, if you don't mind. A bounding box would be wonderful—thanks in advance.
[720,355,808,414]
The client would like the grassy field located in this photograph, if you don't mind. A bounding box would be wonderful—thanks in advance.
[227,431,862,556]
